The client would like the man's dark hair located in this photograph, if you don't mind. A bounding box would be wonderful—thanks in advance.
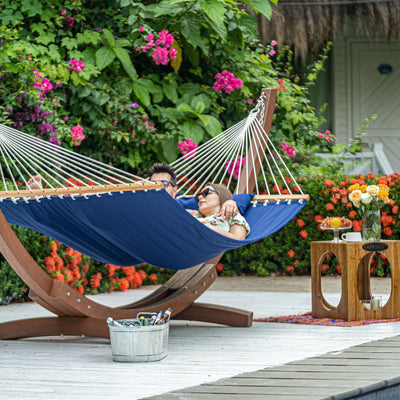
[147,162,177,186]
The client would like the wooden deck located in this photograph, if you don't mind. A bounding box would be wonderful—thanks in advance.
[145,336,400,399]
[1,289,400,399]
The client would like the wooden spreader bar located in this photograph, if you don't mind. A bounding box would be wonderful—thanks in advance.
[253,194,310,202]
[0,181,163,199]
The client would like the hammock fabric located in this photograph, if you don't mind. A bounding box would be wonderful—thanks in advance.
[0,189,306,269]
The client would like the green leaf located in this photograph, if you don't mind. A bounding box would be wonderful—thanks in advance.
[77,31,101,46]
[114,39,131,48]
[241,0,272,19]
[178,83,202,96]
[197,114,222,137]
[102,29,115,46]
[47,44,61,63]
[133,81,150,106]
[161,137,179,163]
[180,20,201,47]
[0,9,23,25]
[182,120,204,142]
[194,101,205,114]
[113,47,137,81]
[61,37,78,50]
[120,0,132,6]
[96,47,116,70]
[162,82,179,104]
[177,103,194,113]
[199,0,225,26]
[21,0,42,17]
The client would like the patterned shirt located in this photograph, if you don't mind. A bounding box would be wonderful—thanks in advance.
[189,210,250,236]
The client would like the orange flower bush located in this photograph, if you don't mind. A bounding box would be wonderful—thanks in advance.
[223,173,400,277]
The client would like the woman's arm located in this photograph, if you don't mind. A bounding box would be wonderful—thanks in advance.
[206,223,247,240]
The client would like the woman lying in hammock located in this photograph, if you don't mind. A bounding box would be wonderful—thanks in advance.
[189,183,250,240]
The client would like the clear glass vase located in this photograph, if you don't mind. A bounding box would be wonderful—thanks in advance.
[362,210,381,241]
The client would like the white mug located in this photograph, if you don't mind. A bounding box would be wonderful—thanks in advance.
[341,232,362,242]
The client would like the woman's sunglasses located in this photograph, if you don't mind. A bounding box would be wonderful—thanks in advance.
[195,188,218,202]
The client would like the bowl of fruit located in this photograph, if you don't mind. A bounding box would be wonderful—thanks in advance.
[319,217,352,242]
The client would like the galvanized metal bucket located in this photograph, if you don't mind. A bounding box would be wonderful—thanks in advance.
[108,316,169,362]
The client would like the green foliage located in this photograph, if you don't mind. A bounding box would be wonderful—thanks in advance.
[0,0,332,176]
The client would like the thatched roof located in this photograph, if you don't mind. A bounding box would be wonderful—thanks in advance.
[252,0,400,61]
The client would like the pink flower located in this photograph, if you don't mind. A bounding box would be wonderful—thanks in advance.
[64,16,75,27]
[68,59,85,72]
[126,103,139,108]
[33,77,53,94]
[61,9,67,16]
[178,139,198,159]
[155,30,174,48]
[136,29,176,65]
[152,46,170,65]
[213,71,242,94]
[224,156,246,179]
[279,142,296,158]
[70,124,85,146]
[247,98,253,105]
[325,129,331,136]
[169,47,177,60]
[145,33,154,42]
[326,137,333,144]
[269,49,276,56]
[318,132,324,139]
[271,40,277,46]
[143,121,154,130]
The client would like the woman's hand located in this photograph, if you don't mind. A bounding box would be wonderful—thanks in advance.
[218,199,239,221]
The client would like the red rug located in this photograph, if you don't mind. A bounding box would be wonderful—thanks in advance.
[254,312,400,327]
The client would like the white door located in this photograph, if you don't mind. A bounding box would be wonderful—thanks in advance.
[350,41,400,137]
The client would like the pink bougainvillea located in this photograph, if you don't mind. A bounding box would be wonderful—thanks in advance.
[136,29,177,66]
[68,59,85,72]
[224,156,246,180]
[213,71,243,94]
[178,139,198,159]
[279,142,296,158]
[70,124,85,146]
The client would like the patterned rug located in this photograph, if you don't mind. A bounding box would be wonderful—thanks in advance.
[254,312,400,327]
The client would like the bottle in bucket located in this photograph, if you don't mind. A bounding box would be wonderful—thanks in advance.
[157,308,172,324]
[107,317,123,327]
[152,311,163,325]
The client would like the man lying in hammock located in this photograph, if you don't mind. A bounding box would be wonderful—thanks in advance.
[147,162,240,222]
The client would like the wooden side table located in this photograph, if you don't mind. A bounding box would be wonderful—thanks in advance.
[311,240,400,321]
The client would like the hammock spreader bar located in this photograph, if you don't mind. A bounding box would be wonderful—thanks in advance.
[0,190,306,270]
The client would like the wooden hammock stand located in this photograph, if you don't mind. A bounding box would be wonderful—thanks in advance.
[0,88,285,339]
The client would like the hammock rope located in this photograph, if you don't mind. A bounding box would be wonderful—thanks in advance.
[170,92,306,201]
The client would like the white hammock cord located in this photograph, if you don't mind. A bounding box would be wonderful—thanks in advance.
[0,125,147,185]
[180,130,244,195]
[172,119,246,189]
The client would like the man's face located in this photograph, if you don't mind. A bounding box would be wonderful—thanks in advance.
[150,172,178,197]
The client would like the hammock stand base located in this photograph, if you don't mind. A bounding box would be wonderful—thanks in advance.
[0,210,252,339]
[0,87,281,339]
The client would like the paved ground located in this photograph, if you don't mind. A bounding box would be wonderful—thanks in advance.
[140,275,392,294]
